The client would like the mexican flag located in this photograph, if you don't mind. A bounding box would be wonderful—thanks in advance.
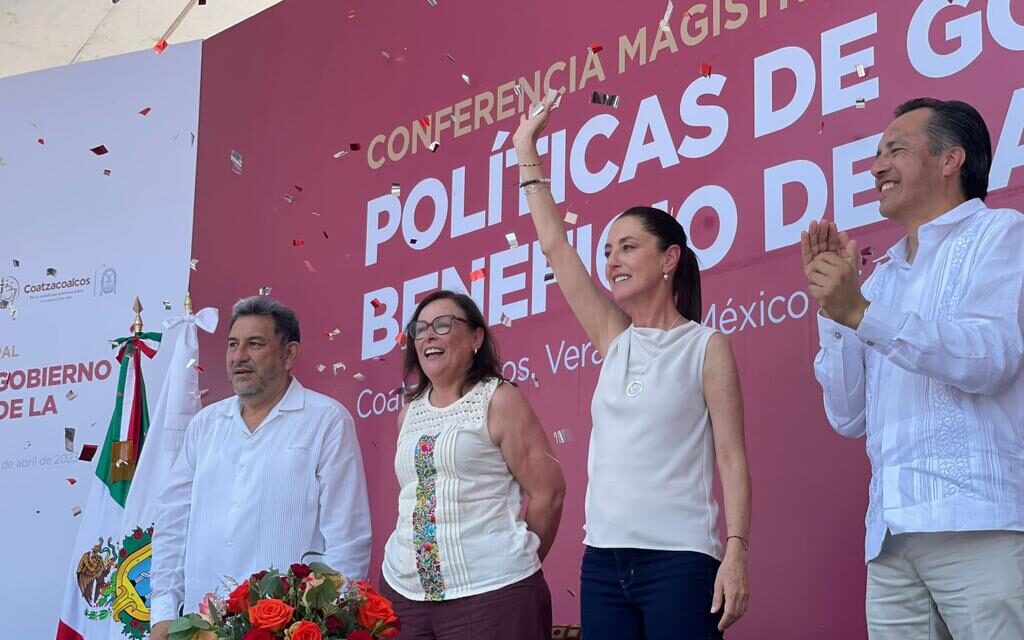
[56,307,218,640]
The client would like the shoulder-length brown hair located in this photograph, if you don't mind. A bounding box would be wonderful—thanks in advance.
[402,290,507,401]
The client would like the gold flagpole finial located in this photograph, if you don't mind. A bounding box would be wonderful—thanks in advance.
[184,291,193,315]
[131,297,144,333]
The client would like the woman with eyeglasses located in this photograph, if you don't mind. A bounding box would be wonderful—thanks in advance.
[379,289,566,640]
[510,97,752,639]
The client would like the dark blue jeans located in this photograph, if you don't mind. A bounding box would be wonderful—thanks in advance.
[581,546,724,640]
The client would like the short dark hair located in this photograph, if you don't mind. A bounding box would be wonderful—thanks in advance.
[618,207,702,322]
[230,296,301,343]
[894,98,992,201]
[402,290,506,401]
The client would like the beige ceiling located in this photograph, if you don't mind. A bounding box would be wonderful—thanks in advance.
[0,0,282,79]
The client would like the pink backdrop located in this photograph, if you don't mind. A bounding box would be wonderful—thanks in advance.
[187,1,1024,637]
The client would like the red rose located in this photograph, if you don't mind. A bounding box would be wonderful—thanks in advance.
[324,615,345,634]
[249,598,294,632]
[356,587,399,633]
[290,563,312,580]
[347,632,372,640]
[252,570,269,581]
[134,530,142,539]
[243,630,276,640]
[286,620,322,640]
[227,581,250,614]
[281,576,292,594]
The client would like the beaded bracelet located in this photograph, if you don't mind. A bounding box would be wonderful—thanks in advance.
[727,535,749,551]
[518,177,551,189]
[519,160,543,167]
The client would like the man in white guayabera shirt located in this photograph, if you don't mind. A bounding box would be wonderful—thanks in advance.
[149,296,371,640]
[801,98,1024,639]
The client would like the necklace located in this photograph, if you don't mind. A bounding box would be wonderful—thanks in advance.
[625,314,683,397]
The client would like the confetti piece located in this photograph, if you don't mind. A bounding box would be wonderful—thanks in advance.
[461,73,471,84]
[347,9,356,19]
[396,332,407,347]
[259,286,272,295]
[103,169,111,176]
[333,150,349,159]
[660,0,674,31]
[333,362,347,375]
[12,259,20,267]
[46,268,57,277]
[317,364,326,373]
[700,62,712,77]
[139,107,151,116]
[391,183,401,197]
[470,268,486,282]
[564,211,578,224]
[230,150,243,174]
[79,444,97,461]
[591,91,620,109]
[381,50,391,60]
[501,313,512,327]
[566,588,577,597]
[419,115,431,128]
[856,98,867,109]
[283,194,295,204]
[426,0,437,5]
[322,230,329,238]
[66,390,77,401]
[153,39,168,54]
[37,138,45,145]
[67,478,77,485]
[163,300,172,310]
[856,64,867,78]
[353,373,366,381]
[371,298,384,310]
[513,84,523,97]
[188,389,209,399]
[292,239,305,247]
[325,328,341,340]
[65,427,75,452]
[72,506,82,517]
[554,429,575,444]
[544,273,556,282]
[186,358,198,369]
[304,260,317,273]
[588,42,603,54]
[428,141,440,152]
[350,143,362,151]
[505,232,519,249]
[531,373,540,388]
[446,53,456,63]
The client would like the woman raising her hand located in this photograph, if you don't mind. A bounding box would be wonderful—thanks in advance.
[512,96,752,639]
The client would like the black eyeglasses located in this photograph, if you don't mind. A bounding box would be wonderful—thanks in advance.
[406,314,474,340]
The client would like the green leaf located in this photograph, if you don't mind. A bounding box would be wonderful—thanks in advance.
[308,561,340,576]
[168,617,197,633]
[300,550,325,563]
[258,570,285,598]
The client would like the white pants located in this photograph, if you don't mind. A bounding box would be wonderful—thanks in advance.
[867,530,1024,640]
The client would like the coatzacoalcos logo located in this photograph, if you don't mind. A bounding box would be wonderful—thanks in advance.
[0,275,17,309]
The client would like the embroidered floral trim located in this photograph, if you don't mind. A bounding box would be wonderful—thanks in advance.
[412,434,445,600]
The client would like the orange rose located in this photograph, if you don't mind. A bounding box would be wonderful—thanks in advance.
[249,598,295,632]
[284,620,323,640]
[356,588,399,633]
[227,581,250,614]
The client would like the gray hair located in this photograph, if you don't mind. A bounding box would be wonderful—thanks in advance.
[230,296,301,343]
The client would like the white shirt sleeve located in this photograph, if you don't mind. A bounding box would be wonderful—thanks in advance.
[814,312,868,438]
[856,218,1024,396]
[150,412,201,623]
[317,407,372,581]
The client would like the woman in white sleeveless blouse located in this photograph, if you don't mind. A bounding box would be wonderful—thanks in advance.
[380,290,566,640]
[512,96,752,638]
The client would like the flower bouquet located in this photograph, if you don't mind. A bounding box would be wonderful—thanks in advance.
[167,559,400,640]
